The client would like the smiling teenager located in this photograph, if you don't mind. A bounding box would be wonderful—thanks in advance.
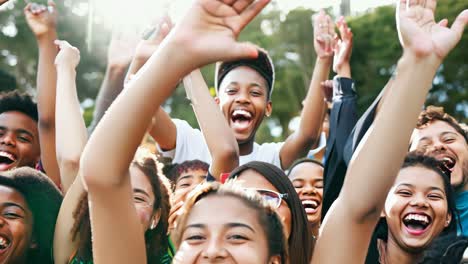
[0,167,62,264]
[410,106,468,237]
[172,181,288,264]
[287,159,324,240]
[228,161,312,264]
[0,92,40,172]
[372,152,457,264]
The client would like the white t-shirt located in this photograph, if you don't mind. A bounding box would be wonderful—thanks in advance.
[160,119,284,169]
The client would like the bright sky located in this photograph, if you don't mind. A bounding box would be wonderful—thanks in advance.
[90,0,397,30]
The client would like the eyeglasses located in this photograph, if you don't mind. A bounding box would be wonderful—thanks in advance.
[244,188,288,209]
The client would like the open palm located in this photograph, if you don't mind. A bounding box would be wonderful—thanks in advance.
[172,0,270,66]
[397,0,468,59]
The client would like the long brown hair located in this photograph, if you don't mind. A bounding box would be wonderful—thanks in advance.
[71,148,172,263]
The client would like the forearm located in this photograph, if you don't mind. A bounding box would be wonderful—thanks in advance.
[89,65,128,132]
[185,70,239,179]
[81,41,190,187]
[37,32,58,127]
[341,53,440,220]
[56,67,88,191]
[336,62,351,78]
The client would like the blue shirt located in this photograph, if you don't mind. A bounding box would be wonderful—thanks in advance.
[456,191,468,236]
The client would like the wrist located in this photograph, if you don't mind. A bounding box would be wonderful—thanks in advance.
[399,51,441,72]
[56,64,77,75]
[316,57,332,67]
[336,64,351,78]
[36,30,58,43]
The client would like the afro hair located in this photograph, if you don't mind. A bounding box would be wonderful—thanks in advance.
[0,90,38,122]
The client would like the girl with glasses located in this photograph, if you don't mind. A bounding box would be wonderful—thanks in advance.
[172,182,288,264]
[228,161,313,264]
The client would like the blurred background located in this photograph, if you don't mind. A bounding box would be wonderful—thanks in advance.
[0,0,467,143]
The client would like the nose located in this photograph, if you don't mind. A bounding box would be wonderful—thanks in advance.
[301,184,318,196]
[201,238,229,260]
[409,193,429,208]
[0,132,15,147]
[0,217,6,227]
[234,89,250,104]
[427,139,447,154]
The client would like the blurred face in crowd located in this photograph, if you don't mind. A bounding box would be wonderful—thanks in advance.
[175,169,207,192]
[0,112,40,171]
[0,185,34,264]
[236,169,292,239]
[411,120,468,192]
[174,195,280,264]
[384,166,451,253]
[217,66,272,145]
[129,166,160,232]
[290,162,324,225]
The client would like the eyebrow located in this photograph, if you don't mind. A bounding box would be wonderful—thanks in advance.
[132,188,150,197]
[0,127,35,139]
[185,222,255,233]
[177,175,194,182]
[419,131,459,142]
[2,202,26,212]
[397,183,445,194]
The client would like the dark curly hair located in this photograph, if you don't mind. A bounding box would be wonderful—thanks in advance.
[71,149,172,263]
[416,106,468,143]
[167,159,209,185]
[0,167,62,264]
[0,90,38,122]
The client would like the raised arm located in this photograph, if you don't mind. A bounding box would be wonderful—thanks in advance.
[183,70,239,179]
[52,40,88,264]
[280,10,333,169]
[80,0,270,263]
[88,32,138,133]
[312,1,468,263]
[24,0,61,186]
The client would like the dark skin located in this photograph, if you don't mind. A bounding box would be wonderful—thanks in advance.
[0,111,40,171]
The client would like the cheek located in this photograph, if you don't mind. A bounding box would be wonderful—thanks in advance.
[135,207,153,227]
[173,242,200,263]
[384,193,402,217]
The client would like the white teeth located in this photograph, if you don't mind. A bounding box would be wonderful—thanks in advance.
[232,109,252,118]
[0,236,9,248]
[404,214,429,224]
[302,200,318,208]
[0,151,16,161]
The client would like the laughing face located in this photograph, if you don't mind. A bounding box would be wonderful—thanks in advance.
[0,112,40,171]
[0,185,34,264]
[384,166,451,253]
[410,120,468,192]
[217,66,272,145]
[290,162,324,225]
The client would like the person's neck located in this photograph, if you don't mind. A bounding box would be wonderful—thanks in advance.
[238,140,255,156]
[310,222,320,239]
[384,237,422,264]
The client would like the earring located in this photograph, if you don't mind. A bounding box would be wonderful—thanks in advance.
[150,220,156,230]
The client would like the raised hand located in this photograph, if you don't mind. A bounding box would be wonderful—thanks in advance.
[54,40,80,69]
[333,16,353,76]
[397,0,468,60]
[24,0,57,38]
[134,16,173,63]
[106,31,139,68]
[170,0,270,66]
[313,10,336,59]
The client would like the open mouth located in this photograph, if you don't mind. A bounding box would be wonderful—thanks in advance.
[440,156,456,172]
[402,213,432,236]
[0,151,16,171]
[302,199,320,214]
[231,109,253,132]
[0,235,11,252]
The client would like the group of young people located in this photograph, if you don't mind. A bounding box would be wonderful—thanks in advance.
[0,0,467,263]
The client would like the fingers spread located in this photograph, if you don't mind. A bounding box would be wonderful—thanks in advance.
[237,0,270,32]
